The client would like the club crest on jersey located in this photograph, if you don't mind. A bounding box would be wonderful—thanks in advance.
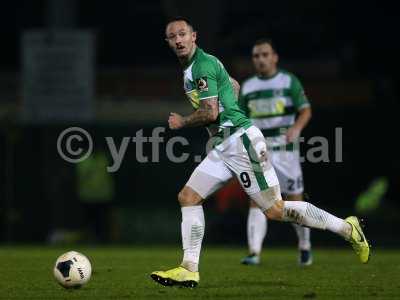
[196,77,208,92]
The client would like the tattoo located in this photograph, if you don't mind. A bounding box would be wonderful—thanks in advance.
[182,98,219,127]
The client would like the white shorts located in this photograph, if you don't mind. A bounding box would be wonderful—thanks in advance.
[186,126,280,210]
[269,149,304,195]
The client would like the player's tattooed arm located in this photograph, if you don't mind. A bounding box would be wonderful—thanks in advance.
[182,97,219,127]
[168,97,219,129]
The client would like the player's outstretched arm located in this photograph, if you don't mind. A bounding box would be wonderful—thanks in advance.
[168,97,219,129]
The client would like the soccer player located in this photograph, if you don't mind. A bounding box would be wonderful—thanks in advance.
[239,39,313,266]
[151,17,370,288]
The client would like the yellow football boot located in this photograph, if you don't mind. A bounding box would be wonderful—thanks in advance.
[151,266,199,288]
[345,216,371,263]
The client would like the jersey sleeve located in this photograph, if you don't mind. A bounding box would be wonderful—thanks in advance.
[290,74,310,110]
[192,61,218,100]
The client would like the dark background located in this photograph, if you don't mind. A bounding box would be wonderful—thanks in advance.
[0,0,398,246]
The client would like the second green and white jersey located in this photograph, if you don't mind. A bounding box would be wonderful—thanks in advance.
[239,70,310,147]
[183,47,251,137]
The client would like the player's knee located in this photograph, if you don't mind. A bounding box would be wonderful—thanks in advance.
[264,199,284,220]
[178,186,202,206]
[250,185,282,212]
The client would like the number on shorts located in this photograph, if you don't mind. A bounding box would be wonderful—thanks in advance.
[297,177,304,189]
[287,179,295,191]
[288,177,303,191]
[239,172,251,188]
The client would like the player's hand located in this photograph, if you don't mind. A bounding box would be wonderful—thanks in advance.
[286,126,301,143]
[168,112,184,129]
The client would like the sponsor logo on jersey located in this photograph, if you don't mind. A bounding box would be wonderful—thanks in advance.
[196,77,209,92]
[248,98,286,117]
[186,90,200,109]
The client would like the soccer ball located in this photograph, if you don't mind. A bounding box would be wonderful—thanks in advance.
[53,251,92,288]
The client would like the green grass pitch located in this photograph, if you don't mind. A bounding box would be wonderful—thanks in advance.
[0,246,399,299]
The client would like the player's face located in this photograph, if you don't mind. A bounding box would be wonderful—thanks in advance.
[252,43,278,75]
[165,21,197,59]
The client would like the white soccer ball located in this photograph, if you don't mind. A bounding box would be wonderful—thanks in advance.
[53,251,92,288]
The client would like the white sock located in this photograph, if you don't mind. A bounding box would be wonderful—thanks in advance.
[283,201,351,239]
[181,206,205,272]
[292,224,311,251]
[247,207,267,255]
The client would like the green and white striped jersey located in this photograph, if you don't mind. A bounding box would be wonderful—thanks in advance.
[183,47,251,137]
[239,70,310,147]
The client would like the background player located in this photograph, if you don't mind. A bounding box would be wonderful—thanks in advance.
[239,39,313,266]
[150,17,370,288]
